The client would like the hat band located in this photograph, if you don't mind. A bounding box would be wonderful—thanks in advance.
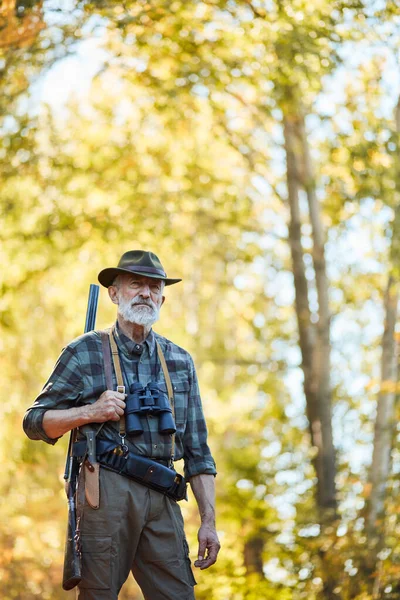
[123,265,167,277]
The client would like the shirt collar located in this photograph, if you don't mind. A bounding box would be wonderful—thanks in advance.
[114,321,156,357]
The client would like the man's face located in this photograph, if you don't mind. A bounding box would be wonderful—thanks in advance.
[110,274,165,326]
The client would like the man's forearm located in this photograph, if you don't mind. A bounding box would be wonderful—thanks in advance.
[190,473,216,525]
[190,474,220,569]
[42,406,93,439]
[42,390,127,439]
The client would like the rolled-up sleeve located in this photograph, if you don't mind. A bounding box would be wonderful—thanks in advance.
[183,357,217,480]
[23,346,83,445]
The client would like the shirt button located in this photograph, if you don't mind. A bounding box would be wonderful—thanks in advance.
[153,444,158,449]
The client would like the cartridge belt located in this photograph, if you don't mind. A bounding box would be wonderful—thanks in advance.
[72,439,187,501]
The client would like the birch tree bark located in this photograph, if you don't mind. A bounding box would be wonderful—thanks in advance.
[283,105,338,599]
[283,110,337,514]
[365,276,398,576]
[364,96,400,591]
[297,114,337,514]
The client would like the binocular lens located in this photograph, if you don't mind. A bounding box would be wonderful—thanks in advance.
[159,411,176,435]
[125,381,176,436]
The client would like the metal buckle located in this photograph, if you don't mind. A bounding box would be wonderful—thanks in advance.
[118,435,129,458]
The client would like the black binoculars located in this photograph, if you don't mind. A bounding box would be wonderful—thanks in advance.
[125,381,176,436]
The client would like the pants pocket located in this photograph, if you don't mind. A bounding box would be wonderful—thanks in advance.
[183,539,197,586]
[80,534,112,590]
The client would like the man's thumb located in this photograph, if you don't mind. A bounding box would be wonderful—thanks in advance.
[198,538,207,560]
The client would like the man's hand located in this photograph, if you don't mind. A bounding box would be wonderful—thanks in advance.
[190,474,220,569]
[87,390,126,422]
[42,390,126,439]
[194,523,220,570]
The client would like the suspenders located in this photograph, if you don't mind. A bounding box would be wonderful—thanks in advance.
[102,326,176,461]
[80,328,186,506]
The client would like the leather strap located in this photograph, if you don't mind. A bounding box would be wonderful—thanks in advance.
[108,328,124,389]
[108,327,126,437]
[156,341,175,460]
[84,462,100,509]
[100,330,113,390]
[156,341,174,406]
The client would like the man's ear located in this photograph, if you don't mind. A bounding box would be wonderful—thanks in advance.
[161,295,166,306]
[108,286,119,305]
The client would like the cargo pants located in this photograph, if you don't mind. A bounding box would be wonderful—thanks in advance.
[76,467,196,600]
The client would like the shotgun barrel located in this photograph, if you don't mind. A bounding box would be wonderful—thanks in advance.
[84,284,100,334]
[64,283,100,482]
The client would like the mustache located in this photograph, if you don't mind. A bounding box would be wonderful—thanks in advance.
[130,298,157,310]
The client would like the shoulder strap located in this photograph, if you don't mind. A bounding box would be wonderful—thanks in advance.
[100,329,113,390]
[78,330,111,445]
[156,340,175,461]
[108,326,126,439]
[105,328,176,462]
[156,341,174,404]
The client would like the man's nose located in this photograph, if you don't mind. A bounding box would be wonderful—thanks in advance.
[139,286,150,298]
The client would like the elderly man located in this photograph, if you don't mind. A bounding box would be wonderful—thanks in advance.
[23,250,219,600]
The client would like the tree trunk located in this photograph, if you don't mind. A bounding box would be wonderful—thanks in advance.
[365,276,398,586]
[244,535,265,576]
[297,114,337,514]
[283,112,337,515]
[283,109,338,599]
[364,94,400,594]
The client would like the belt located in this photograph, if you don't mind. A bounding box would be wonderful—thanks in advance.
[72,438,187,501]
[73,439,170,467]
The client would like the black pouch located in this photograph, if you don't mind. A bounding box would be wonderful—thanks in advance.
[100,448,187,501]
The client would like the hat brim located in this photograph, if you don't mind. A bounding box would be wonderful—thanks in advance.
[98,267,182,288]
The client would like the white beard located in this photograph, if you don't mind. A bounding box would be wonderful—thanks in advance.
[117,294,160,327]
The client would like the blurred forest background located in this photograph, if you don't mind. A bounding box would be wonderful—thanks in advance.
[1,0,400,599]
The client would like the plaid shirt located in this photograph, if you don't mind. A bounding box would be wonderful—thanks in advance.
[23,323,216,479]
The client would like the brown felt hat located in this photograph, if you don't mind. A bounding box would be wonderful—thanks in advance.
[98,250,182,288]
